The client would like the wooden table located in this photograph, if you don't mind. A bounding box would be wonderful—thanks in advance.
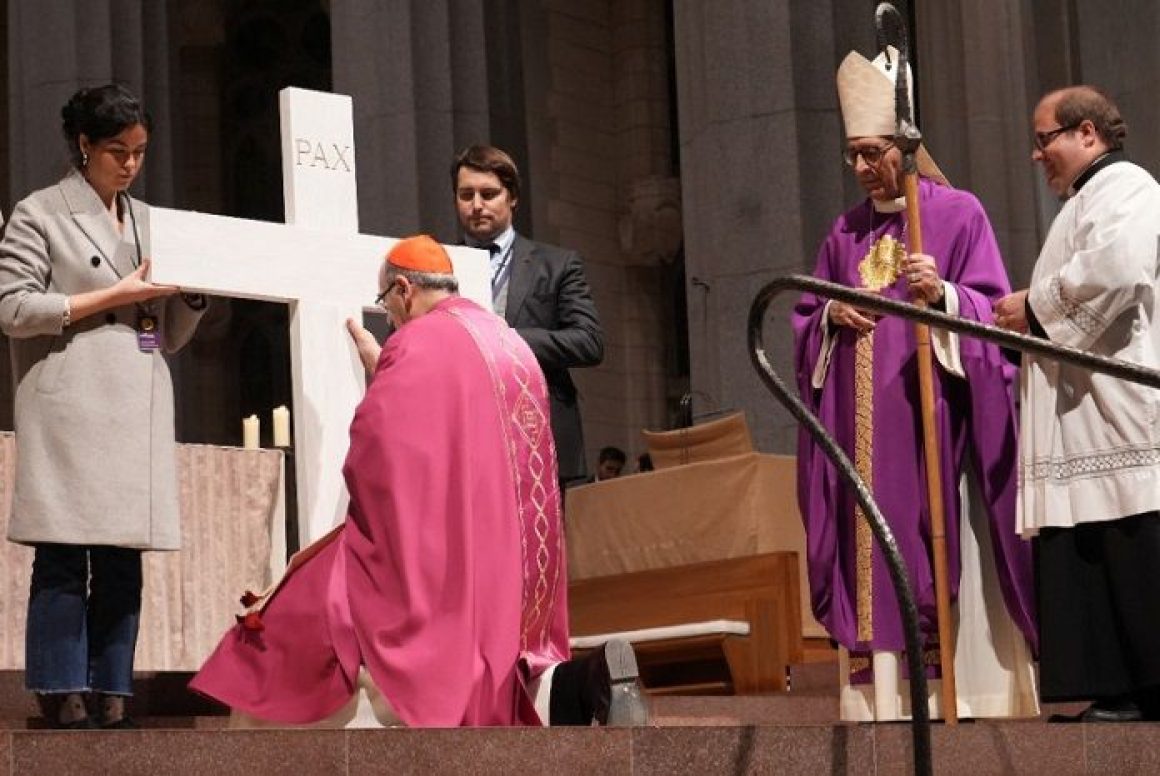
[565,452,824,639]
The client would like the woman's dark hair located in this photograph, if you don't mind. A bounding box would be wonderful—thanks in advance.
[61,84,152,167]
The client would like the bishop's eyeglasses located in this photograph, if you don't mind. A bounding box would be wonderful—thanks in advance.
[843,142,895,168]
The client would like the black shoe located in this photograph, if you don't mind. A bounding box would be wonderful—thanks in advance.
[37,692,97,730]
[100,716,140,730]
[1050,698,1143,723]
[1132,684,1160,721]
[550,639,650,726]
[1082,702,1143,723]
[1046,710,1084,723]
[96,693,139,729]
[582,639,650,726]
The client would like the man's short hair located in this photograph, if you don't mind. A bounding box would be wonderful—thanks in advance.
[1052,85,1128,151]
[383,265,459,294]
[597,446,627,465]
[451,145,522,201]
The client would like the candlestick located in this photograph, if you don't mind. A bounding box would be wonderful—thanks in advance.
[272,405,291,447]
[243,414,260,449]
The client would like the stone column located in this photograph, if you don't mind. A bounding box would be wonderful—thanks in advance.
[919,2,1160,287]
[1071,4,1160,178]
[916,2,1045,287]
[7,0,175,205]
[329,0,529,241]
[607,0,683,444]
[671,0,872,453]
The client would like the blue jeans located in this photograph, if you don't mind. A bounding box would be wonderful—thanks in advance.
[24,544,143,696]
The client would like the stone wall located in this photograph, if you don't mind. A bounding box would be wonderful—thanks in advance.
[5,0,1160,461]
[672,0,875,454]
[529,0,679,463]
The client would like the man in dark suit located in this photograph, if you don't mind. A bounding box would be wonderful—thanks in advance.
[451,145,604,487]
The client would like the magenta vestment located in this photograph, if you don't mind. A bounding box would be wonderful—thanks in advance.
[791,179,1036,660]
[190,296,569,726]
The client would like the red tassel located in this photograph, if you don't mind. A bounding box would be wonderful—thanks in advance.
[238,611,265,632]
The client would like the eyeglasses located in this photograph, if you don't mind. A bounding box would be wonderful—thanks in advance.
[843,142,895,168]
[1033,123,1080,152]
[374,280,401,308]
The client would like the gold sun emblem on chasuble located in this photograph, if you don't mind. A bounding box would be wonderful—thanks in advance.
[857,234,906,291]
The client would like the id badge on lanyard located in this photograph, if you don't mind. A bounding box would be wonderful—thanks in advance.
[137,310,161,352]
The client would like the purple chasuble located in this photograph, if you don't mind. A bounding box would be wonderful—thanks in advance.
[791,178,1036,663]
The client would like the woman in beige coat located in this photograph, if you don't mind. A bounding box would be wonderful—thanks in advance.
[0,85,206,728]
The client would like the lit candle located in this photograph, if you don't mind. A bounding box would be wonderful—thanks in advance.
[243,415,260,449]
[272,405,291,447]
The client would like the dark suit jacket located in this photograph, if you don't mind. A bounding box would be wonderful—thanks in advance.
[504,233,603,482]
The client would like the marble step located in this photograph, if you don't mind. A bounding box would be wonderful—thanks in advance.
[1,720,1158,775]
[0,666,840,727]
[0,694,842,731]
[0,666,1087,729]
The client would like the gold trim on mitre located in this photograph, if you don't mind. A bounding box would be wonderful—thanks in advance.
[836,46,949,186]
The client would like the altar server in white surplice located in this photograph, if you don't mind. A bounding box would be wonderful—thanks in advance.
[995,85,1160,723]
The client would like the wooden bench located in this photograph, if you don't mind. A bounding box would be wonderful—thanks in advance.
[568,552,802,695]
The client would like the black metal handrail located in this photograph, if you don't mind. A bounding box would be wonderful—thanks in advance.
[748,275,1160,776]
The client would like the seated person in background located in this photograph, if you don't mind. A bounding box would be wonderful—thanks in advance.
[190,236,647,728]
[594,446,627,482]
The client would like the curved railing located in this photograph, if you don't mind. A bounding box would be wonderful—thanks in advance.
[748,275,1160,776]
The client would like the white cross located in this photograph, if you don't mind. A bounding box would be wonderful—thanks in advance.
[150,87,490,549]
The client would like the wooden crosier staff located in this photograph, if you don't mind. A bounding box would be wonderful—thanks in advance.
[875,1,957,724]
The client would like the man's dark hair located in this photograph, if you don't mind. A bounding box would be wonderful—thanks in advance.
[450,145,522,201]
[61,83,153,167]
[1053,85,1127,152]
[598,446,627,466]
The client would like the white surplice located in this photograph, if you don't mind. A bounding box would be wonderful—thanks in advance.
[1019,160,1160,538]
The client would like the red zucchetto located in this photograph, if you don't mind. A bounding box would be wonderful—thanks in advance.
[386,235,454,274]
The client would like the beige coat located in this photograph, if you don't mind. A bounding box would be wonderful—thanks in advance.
[0,169,205,550]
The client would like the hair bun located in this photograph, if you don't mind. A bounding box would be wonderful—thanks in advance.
[60,88,90,133]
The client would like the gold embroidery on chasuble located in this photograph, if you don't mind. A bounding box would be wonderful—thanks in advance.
[851,232,904,646]
[446,310,560,653]
[498,325,558,651]
[853,332,875,644]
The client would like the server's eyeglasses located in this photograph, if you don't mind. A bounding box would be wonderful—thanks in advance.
[1034,123,1080,152]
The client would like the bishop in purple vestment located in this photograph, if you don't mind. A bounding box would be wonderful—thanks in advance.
[791,47,1037,720]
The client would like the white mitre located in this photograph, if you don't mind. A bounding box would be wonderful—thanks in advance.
[836,46,947,185]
